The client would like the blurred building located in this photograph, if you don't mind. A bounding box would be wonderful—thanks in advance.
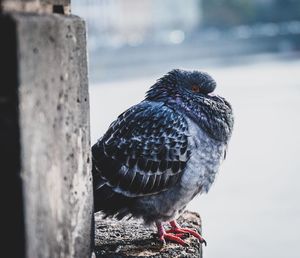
[73,0,202,47]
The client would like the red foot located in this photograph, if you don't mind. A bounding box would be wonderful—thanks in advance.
[159,232,187,246]
[156,222,188,246]
[168,220,207,246]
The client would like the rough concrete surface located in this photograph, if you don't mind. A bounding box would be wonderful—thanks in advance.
[95,211,203,258]
[3,13,93,258]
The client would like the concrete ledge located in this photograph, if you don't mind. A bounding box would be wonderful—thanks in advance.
[94,211,203,258]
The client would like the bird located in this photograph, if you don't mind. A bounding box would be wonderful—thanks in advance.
[92,69,234,246]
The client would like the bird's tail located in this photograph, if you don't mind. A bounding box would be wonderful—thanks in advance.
[93,162,133,220]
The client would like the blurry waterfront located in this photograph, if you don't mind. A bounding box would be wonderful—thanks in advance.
[73,1,300,257]
[73,0,300,83]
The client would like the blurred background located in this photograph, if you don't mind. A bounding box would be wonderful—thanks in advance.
[73,1,300,257]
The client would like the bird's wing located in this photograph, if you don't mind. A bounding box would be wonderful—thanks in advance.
[92,101,190,197]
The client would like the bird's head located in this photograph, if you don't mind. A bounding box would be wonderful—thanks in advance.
[146,69,217,101]
[146,69,234,142]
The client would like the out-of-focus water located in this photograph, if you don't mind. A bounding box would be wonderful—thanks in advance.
[90,57,300,258]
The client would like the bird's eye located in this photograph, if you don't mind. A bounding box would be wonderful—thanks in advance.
[191,85,200,93]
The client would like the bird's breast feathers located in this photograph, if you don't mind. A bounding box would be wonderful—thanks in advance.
[181,116,226,194]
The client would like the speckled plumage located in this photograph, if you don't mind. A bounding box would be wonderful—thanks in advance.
[92,69,234,226]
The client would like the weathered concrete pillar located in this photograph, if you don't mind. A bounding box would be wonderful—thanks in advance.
[0,1,93,257]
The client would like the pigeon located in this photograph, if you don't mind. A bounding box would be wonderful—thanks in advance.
[92,69,234,246]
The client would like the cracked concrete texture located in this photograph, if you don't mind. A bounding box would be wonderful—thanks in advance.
[94,210,203,258]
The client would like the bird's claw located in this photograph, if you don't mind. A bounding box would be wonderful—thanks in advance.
[167,227,207,245]
[165,230,190,239]
[156,221,204,247]
[159,233,189,246]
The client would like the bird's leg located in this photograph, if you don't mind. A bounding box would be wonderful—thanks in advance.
[166,220,207,246]
[156,222,187,246]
